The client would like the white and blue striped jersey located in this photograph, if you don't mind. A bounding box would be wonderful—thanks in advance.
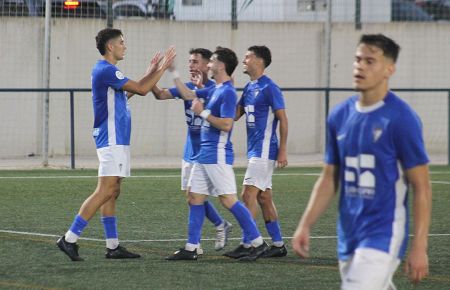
[169,80,215,163]
[195,81,237,165]
[325,91,429,261]
[238,75,285,160]
[91,60,130,149]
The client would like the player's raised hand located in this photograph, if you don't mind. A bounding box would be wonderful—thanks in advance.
[190,69,203,88]
[291,224,310,258]
[159,46,176,71]
[191,98,204,115]
[146,51,162,75]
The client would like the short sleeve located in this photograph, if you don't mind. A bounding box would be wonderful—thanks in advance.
[267,85,285,111]
[103,65,129,90]
[220,89,237,119]
[393,110,429,169]
[324,113,340,166]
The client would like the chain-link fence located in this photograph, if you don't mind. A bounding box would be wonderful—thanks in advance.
[1,0,450,22]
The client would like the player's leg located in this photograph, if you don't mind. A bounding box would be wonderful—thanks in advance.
[99,179,140,259]
[339,248,401,290]
[183,160,232,251]
[167,163,208,260]
[205,163,267,261]
[258,188,287,257]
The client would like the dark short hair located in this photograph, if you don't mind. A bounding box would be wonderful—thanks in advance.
[248,45,272,68]
[359,34,401,63]
[189,48,212,61]
[214,46,238,76]
[95,28,123,55]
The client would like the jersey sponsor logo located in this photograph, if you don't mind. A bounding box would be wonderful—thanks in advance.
[115,70,125,80]
[344,154,376,199]
[93,128,100,137]
[245,105,256,127]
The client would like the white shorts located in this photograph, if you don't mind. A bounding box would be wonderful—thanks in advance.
[181,160,194,191]
[339,248,401,290]
[96,145,130,178]
[243,157,275,191]
[188,163,237,197]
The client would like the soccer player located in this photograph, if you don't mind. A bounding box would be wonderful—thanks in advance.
[152,48,232,252]
[292,34,432,289]
[56,28,176,261]
[166,47,267,261]
[225,45,288,259]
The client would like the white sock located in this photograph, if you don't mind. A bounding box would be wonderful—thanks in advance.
[250,236,263,247]
[273,241,284,247]
[65,230,79,243]
[106,238,119,250]
[185,243,198,251]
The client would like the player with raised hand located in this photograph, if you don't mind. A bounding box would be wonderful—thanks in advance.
[152,48,232,253]
[292,34,432,289]
[166,46,267,261]
[56,28,175,261]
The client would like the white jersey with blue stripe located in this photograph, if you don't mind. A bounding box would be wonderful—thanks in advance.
[238,75,285,160]
[325,91,429,261]
[169,80,215,163]
[91,60,130,149]
[195,81,237,165]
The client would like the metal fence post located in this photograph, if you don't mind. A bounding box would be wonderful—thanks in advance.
[70,91,76,169]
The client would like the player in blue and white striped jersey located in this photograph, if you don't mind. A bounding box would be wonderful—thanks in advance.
[225,46,289,259]
[166,47,267,261]
[292,34,432,289]
[57,28,176,261]
[152,48,232,252]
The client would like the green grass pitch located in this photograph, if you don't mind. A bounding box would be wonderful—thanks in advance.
[0,166,449,289]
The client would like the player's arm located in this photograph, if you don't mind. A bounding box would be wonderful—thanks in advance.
[404,164,432,284]
[191,98,233,132]
[275,109,288,168]
[292,164,339,258]
[123,46,176,96]
[235,105,245,121]
[152,85,174,100]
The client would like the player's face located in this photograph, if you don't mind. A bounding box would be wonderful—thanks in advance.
[353,44,394,92]
[189,53,209,77]
[109,36,126,61]
[207,54,222,78]
[242,51,260,75]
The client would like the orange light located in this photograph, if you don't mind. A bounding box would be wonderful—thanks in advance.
[64,0,80,9]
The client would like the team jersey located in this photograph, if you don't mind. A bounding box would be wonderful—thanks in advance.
[195,80,237,165]
[91,60,130,149]
[169,80,215,163]
[325,91,429,261]
[238,75,285,160]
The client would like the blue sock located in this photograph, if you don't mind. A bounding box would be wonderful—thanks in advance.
[68,215,88,236]
[265,220,283,243]
[188,204,205,245]
[204,200,223,227]
[101,216,118,239]
[229,201,260,241]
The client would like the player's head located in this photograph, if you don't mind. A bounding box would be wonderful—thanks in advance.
[208,46,238,78]
[243,45,271,76]
[95,28,126,60]
[353,34,400,92]
[188,48,212,76]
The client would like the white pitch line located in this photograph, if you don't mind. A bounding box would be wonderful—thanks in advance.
[0,173,321,179]
[1,229,449,243]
